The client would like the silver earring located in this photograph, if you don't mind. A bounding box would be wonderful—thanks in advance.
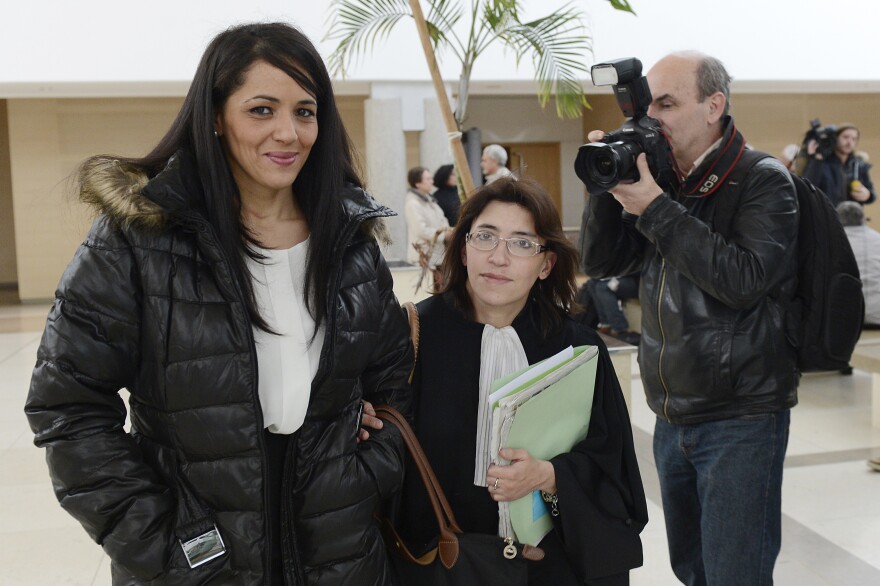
[213,130,219,138]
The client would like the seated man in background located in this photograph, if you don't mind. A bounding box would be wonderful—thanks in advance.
[837,201,880,326]
[577,273,641,345]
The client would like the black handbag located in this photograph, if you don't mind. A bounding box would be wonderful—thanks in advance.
[374,404,544,586]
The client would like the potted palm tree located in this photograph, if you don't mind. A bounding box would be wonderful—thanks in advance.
[326,0,636,194]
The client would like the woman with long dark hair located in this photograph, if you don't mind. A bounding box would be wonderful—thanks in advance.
[432,163,461,225]
[25,22,411,585]
[397,177,648,584]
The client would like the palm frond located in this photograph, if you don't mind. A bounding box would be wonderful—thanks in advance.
[501,7,592,118]
[606,0,636,15]
[424,0,466,60]
[325,0,412,77]
[326,0,466,76]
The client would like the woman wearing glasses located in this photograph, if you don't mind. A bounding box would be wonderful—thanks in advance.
[395,177,648,584]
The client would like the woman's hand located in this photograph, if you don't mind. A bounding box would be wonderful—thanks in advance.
[357,400,383,443]
[486,448,556,502]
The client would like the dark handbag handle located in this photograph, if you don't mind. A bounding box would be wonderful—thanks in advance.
[375,405,544,569]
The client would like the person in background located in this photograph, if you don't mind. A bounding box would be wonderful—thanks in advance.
[24,22,411,585]
[481,143,513,184]
[838,201,880,474]
[405,165,451,267]
[432,163,461,225]
[581,51,798,585]
[779,143,800,172]
[398,176,647,585]
[837,201,880,325]
[803,123,876,205]
[579,273,641,346]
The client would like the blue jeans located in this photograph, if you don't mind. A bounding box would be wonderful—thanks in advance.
[653,411,790,586]
[586,275,639,332]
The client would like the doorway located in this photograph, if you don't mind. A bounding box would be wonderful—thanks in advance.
[503,142,562,212]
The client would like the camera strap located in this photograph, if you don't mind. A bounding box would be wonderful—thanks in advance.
[680,122,747,198]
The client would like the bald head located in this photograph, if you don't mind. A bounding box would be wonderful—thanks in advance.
[653,52,731,115]
[646,51,730,171]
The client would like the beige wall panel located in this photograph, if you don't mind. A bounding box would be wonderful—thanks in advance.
[404,131,420,173]
[9,97,181,301]
[0,100,16,285]
[581,94,626,139]
[337,95,367,179]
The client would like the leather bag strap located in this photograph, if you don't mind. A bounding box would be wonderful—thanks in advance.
[403,302,419,384]
[375,405,461,568]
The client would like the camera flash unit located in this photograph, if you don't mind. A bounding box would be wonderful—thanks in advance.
[591,64,619,86]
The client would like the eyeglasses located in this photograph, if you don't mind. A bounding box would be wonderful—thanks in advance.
[465,231,549,257]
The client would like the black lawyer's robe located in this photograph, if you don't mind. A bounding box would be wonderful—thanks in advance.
[397,293,648,584]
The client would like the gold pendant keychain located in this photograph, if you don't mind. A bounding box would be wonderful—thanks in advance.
[503,537,518,559]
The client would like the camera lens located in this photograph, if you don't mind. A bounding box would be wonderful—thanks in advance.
[592,152,617,179]
[575,141,639,195]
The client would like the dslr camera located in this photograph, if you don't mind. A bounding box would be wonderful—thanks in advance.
[575,58,675,196]
[805,119,837,159]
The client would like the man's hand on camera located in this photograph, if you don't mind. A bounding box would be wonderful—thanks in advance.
[608,154,664,216]
[806,139,823,160]
[587,129,606,142]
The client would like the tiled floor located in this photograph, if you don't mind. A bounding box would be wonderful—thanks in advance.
[2,270,879,585]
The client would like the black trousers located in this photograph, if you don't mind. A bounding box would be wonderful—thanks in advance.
[265,429,291,585]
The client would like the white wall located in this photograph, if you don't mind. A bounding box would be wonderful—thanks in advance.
[1,0,878,91]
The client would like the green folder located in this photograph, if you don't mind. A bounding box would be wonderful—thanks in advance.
[492,345,598,546]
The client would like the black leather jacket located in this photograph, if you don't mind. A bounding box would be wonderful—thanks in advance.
[25,154,412,584]
[581,120,800,424]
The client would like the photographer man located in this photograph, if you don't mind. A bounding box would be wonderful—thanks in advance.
[580,51,799,585]
[803,123,876,205]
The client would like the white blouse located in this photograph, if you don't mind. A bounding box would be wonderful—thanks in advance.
[247,239,325,434]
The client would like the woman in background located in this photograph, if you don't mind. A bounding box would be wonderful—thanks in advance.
[404,165,451,267]
[398,177,648,585]
[432,163,461,225]
[25,22,411,585]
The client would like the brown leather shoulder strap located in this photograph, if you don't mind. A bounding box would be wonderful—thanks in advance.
[402,302,419,384]
[375,404,460,568]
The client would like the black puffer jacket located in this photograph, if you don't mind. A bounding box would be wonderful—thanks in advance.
[24,154,412,584]
[581,120,800,424]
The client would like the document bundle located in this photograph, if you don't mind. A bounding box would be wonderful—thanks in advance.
[481,345,599,546]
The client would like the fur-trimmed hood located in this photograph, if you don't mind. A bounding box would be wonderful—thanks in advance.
[77,152,395,245]
[79,157,167,230]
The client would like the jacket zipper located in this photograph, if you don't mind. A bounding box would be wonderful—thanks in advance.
[187,216,272,583]
[312,210,387,387]
[657,258,672,421]
[285,207,389,585]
